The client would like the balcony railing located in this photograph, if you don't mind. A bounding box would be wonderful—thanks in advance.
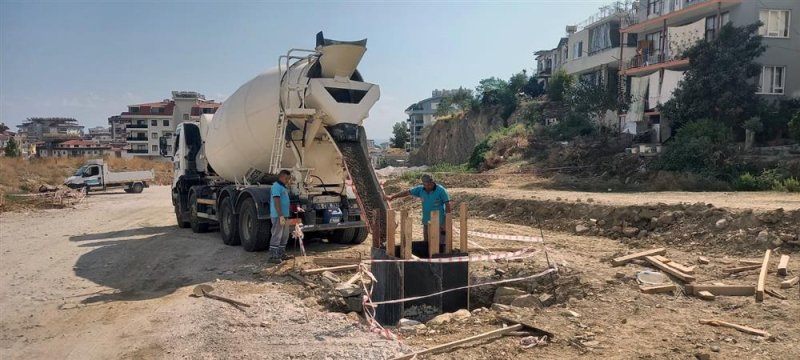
[626,49,682,70]
[126,124,148,129]
[126,136,148,141]
[535,67,553,77]
[127,149,150,154]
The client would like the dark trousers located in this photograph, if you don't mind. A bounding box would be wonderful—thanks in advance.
[423,224,447,253]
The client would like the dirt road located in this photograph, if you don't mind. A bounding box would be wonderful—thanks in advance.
[0,186,403,359]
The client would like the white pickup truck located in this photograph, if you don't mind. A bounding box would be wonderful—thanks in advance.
[65,159,154,193]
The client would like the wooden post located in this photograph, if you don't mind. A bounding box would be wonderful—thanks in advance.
[444,213,453,253]
[756,249,770,302]
[459,203,468,252]
[428,211,439,257]
[400,210,412,259]
[386,209,395,256]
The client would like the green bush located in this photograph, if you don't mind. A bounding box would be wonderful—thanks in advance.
[467,140,491,170]
[733,169,792,191]
[773,177,800,192]
[656,119,732,175]
[548,70,573,102]
[427,163,469,173]
[789,111,800,142]
[542,112,594,141]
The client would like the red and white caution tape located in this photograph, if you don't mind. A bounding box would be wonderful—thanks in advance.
[358,263,398,340]
[453,227,543,243]
[364,248,540,264]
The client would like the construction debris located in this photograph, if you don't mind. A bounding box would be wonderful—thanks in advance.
[313,257,361,267]
[644,256,695,282]
[765,288,787,300]
[300,264,359,275]
[639,283,676,294]
[698,319,771,338]
[696,290,715,301]
[780,276,799,289]
[685,284,755,297]
[777,255,789,276]
[722,264,762,274]
[391,324,525,360]
[697,256,710,265]
[191,284,251,309]
[288,272,318,288]
[611,248,667,266]
[756,250,770,302]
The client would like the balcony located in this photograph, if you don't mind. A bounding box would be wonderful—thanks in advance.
[622,0,742,34]
[535,67,553,77]
[126,136,149,142]
[126,124,148,129]
[127,149,149,154]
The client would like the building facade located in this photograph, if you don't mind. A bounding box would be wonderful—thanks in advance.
[405,89,459,149]
[108,91,221,158]
[86,126,112,144]
[620,0,800,143]
[38,139,111,158]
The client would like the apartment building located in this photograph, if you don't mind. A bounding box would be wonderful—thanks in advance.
[38,139,111,158]
[620,0,800,143]
[86,126,112,144]
[108,91,221,159]
[405,89,459,149]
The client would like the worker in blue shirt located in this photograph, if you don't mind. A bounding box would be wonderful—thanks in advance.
[269,170,292,263]
[386,173,451,252]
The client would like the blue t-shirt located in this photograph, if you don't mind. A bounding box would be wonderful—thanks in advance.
[270,181,290,218]
[410,184,449,225]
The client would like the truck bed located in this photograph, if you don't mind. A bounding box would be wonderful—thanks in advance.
[104,170,154,184]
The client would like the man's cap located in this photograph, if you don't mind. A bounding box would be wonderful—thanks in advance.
[420,173,434,183]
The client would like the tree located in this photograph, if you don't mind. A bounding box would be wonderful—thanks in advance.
[548,70,573,102]
[476,77,517,120]
[523,77,545,98]
[0,122,8,132]
[508,71,528,95]
[4,137,20,157]
[789,111,800,142]
[390,122,409,149]
[567,79,627,124]
[434,87,477,118]
[661,23,766,130]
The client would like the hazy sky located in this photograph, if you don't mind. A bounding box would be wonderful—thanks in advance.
[1,0,607,140]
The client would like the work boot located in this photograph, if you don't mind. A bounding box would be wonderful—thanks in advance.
[281,253,295,261]
[268,256,283,264]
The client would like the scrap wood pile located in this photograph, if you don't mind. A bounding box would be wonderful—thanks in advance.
[612,247,798,339]
[1,185,86,211]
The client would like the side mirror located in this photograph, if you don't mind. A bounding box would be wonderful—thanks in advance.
[159,136,168,157]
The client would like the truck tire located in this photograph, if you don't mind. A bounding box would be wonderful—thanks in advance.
[330,228,356,244]
[238,197,270,252]
[175,205,190,228]
[351,226,368,244]
[131,182,144,193]
[189,193,209,233]
[219,196,240,246]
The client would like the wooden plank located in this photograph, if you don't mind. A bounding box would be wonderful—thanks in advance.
[639,283,676,294]
[444,213,453,253]
[685,284,755,296]
[386,209,396,256]
[652,255,671,263]
[612,248,667,266]
[400,210,412,259]
[765,288,787,300]
[312,257,360,267]
[697,256,710,264]
[777,255,789,276]
[780,276,799,289]
[459,203,468,252]
[699,319,771,338]
[644,256,695,282]
[722,264,761,274]
[288,272,317,288]
[391,324,524,360]
[740,259,762,265]
[756,249,770,302]
[428,211,440,257]
[696,290,715,301]
[665,261,695,275]
[300,264,358,275]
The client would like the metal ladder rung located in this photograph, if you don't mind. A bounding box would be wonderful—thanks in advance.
[285,108,316,118]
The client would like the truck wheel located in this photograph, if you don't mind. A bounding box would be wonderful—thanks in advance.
[219,197,240,246]
[238,197,269,252]
[131,183,144,193]
[175,205,190,228]
[350,227,368,244]
[330,228,356,244]
[189,193,209,233]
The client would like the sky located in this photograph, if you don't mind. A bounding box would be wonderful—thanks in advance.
[1,0,608,140]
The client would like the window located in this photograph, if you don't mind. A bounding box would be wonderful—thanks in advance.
[758,66,785,94]
[573,41,583,58]
[150,107,160,114]
[647,0,662,16]
[151,119,157,126]
[183,114,190,120]
[151,132,158,139]
[128,106,139,113]
[202,107,215,114]
[163,120,170,127]
[759,9,790,38]
[705,15,717,41]
[152,145,158,152]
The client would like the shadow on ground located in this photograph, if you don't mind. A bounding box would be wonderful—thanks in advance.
[69,226,353,304]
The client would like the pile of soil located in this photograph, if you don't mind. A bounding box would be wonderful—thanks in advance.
[457,193,799,255]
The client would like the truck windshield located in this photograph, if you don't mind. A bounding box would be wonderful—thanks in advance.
[74,166,88,176]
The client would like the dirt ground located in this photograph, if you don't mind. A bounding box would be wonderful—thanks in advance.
[1,184,798,359]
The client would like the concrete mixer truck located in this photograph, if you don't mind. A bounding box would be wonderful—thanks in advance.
[162,32,388,252]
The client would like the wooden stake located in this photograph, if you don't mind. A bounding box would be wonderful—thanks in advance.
[459,202,468,252]
[777,255,789,276]
[301,264,358,275]
[611,248,667,266]
[644,256,695,282]
[445,212,453,253]
[722,264,761,274]
[685,284,755,296]
[639,283,676,294]
[756,249,770,302]
[386,209,396,256]
[765,288,787,300]
[428,211,440,257]
[400,210,412,259]
[699,319,771,338]
[696,290,715,301]
[391,324,524,360]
